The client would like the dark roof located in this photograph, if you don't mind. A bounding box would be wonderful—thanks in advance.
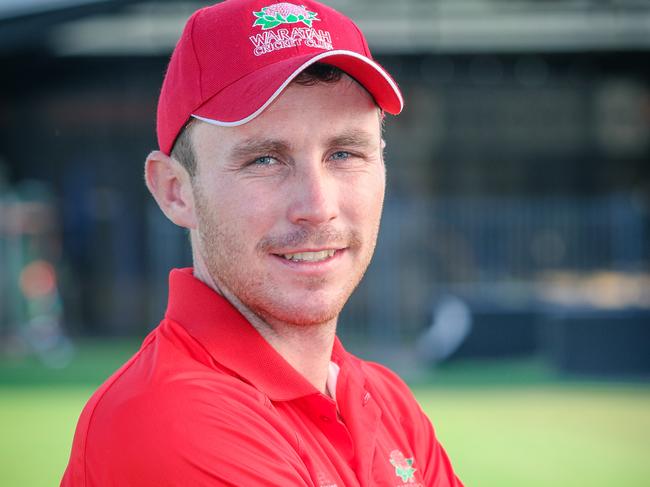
[2,0,649,56]
[0,0,139,53]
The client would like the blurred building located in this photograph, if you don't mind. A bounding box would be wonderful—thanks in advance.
[0,0,648,372]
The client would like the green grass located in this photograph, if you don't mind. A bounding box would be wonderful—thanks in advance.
[0,339,140,386]
[0,385,95,486]
[1,341,649,486]
[415,386,650,487]
[0,339,138,486]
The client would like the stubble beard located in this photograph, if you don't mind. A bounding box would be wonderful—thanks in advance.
[193,189,380,329]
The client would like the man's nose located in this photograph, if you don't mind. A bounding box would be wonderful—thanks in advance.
[286,163,339,226]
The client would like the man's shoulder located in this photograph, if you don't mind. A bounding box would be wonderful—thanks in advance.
[63,322,309,486]
[345,349,411,389]
[76,321,287,458]
[71,319,273,456]
[343,350,423,414]
[86,322,268,427]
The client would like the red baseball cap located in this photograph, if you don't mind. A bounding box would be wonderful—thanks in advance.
[156,0,404,154]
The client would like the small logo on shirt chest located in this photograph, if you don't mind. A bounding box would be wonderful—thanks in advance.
[389,449,418,484]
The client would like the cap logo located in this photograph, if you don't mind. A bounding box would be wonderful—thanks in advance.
[249,3,333,56]
[253,3,319,30]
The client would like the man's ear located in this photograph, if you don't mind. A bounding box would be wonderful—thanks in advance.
[144,150,198,229]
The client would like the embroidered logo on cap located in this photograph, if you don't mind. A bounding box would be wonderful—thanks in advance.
[389,450,417,483]
[249,2,333,56]
[253,3,319,30]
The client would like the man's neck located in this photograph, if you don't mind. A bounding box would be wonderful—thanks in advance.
[243,310,337,395]
[192,264,336,394]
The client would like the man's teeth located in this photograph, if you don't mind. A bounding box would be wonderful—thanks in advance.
[282,249,336,262]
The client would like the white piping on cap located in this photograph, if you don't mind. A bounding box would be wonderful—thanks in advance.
[191,49,403,127]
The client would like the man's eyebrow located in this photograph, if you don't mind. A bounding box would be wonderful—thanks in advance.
[228,130,377,160]
[229,138,292,160]
[326,129,377,148]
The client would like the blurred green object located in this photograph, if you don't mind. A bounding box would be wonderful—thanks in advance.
[0,180,71,368]
[0,340,648,486]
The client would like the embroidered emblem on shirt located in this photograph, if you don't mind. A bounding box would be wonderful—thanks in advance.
[253,3,319,30]
[249,3,333,56]
[389,449,417,483]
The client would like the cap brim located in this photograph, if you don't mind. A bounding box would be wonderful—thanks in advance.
[191,50,403,127]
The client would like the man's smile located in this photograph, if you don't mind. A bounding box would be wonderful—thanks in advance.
[279,249,338,262]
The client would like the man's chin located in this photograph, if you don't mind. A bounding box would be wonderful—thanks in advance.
[253,298,345,328]
[251,277,364,327]
[213,270,355,327]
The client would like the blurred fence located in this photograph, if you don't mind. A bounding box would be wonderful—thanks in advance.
[2,185,646,361]
[341,192,648,344]
[416,193,643,279]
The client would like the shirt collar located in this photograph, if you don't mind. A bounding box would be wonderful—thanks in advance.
[164,268,348,402]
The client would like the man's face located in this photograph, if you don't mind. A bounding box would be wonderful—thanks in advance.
[189,75,385,327]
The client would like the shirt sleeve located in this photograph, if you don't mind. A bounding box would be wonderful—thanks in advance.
[63,377,315,487]
[412,401,465,487]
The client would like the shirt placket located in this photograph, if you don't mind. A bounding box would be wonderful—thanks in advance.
[341,387,382,486]
[293,393,356,486]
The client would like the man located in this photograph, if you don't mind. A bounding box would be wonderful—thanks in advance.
[62,1,463,485]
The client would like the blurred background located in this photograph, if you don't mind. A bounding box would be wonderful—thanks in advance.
[0,0,649,485]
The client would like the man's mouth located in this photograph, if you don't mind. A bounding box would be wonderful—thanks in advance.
[279,249,337,263]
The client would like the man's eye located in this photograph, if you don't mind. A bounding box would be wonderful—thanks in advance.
[330,151,351,161]
[251,156,276,166]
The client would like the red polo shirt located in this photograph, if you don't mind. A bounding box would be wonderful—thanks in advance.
[62,268,463,487]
